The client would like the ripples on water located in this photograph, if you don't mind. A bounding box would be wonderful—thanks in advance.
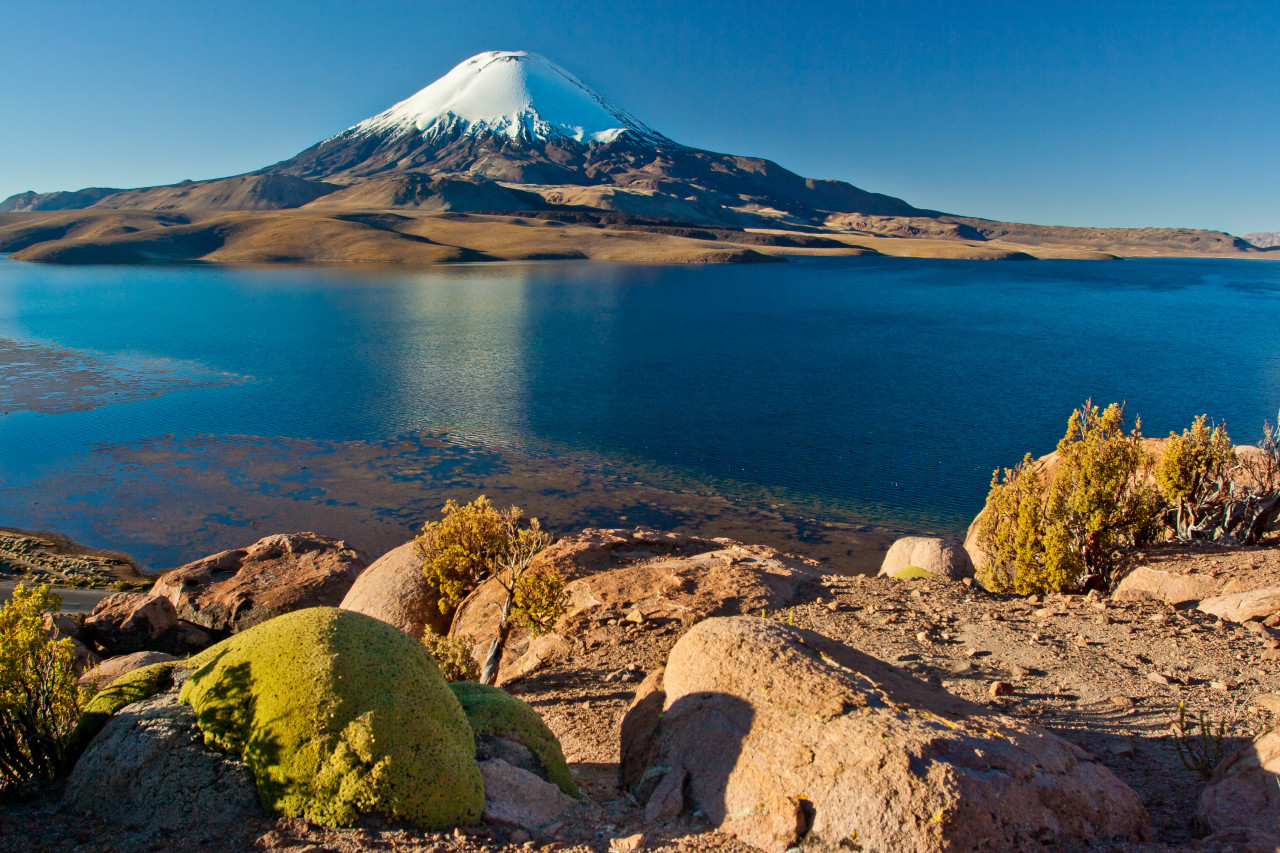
[1,255,1278,569]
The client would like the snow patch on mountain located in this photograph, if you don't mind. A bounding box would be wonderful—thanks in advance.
[347,51,671,146]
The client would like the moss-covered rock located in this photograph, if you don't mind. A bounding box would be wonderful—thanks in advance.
[66,660,178,764]
[449,681,577,797]
[179,607,482,828]
[892,565,937,580]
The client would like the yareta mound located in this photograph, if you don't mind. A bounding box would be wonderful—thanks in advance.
[179,607,483,828]
[449,681,577,797]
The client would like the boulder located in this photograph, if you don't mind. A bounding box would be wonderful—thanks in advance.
[449,528,821,681]
[178,607,481,828]
[79,650,178,691]
[151,532,368,634]
[1113,566,1218,606]
[478,758,578,833]
[878,536,973,581]
[339,540,451,638]
[1197,727,1280,838]
[44,612,100,674]
[80,592,210,655]
[62,688,263,831]
[619,668,666,794]
[629,616,1149,852]
[1199,586,1280,623]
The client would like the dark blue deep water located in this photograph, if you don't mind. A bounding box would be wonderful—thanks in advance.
[2,255,1279,568]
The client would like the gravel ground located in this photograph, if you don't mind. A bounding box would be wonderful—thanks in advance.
[4,540,1280,852]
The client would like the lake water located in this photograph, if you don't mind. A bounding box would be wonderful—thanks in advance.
[2,255,1279,573]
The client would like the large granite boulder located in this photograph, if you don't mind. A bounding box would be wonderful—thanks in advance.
[79,650,178,691]
[81,592,211,656]
[1196,727,1280,843]
[339,540,450,638]
[62,688,263,831]
[151,532,368,634]
[1199,586,1280,624]
[624,616,1150,852]
[1113,566,1217,606]
[449,528,821,682]
[878,536,974,580]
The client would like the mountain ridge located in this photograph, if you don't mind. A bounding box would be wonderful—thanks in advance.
[2,50,1272,261]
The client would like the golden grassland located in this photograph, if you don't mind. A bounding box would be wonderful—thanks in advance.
[0,209,1270,267]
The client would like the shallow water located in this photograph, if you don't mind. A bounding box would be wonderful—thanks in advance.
[1,255,1278,572]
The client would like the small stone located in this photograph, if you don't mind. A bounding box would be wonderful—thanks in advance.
[964,648,980,659]
[1210,680,1236,691]
[826,601,839,613]
[1245,620,1266,635]
[1026,594,1040,604]
[962,577,974,588]
[609,834,645,853]
[1109,695,1135,708]
[1008,664,1029,678]
[625,608,646,625]
[1146,672,1172,685]
[1076,635,1090,647]
[989,681,1014,698]
[1095,615,1111,626]
[915,631,929,643]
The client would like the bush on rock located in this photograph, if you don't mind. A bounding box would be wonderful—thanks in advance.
[178,607,483,828]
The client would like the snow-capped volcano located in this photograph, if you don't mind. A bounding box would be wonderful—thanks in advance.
[13,50,919,223]
[349,51,671,146]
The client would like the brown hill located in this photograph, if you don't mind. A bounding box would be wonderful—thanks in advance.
[301,173,540,212]
[91,174,340,211]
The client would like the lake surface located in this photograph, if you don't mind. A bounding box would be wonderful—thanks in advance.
[2,255,1279,573]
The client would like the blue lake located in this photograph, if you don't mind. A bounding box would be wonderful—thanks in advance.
[2,255,1279,572]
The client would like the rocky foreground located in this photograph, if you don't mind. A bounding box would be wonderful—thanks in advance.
[6,528,1280,852]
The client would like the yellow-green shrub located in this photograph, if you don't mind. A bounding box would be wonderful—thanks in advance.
[415,496,518,613]
[976,402,1161,594]
[0,584,82,793]
[510,569,568,637]
[1156,415,1237,537]
[424,632,479,682]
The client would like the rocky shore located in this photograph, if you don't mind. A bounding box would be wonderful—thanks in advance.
[5,526,1280,852]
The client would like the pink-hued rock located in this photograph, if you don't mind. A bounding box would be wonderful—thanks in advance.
[1197,727,1280,838]
[878,536,974,580]
[634,616,1150,853]
[449,528,821,682]
[79,651,178,691]
[1113,566,1217,606]
[82,593,178,654]
[1198,586,1280,624]
[478,758,577,832]
[339,540,450,638]
[151,532,368,634]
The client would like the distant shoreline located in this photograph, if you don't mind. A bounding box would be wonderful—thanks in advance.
[6,209,1271,267]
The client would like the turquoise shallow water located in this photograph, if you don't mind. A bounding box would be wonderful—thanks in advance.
[1,255,1279,570]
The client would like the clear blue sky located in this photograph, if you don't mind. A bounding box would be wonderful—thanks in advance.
[2,0,1277,234]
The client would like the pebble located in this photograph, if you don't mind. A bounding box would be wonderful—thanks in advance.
[826,601,840,612]
[916,631,929,643]
[1146,672,1174,685]
[989,681,1014,698]
[1210,679,1237,691]
[1008,664,1029,678]
[610,834,645,853]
